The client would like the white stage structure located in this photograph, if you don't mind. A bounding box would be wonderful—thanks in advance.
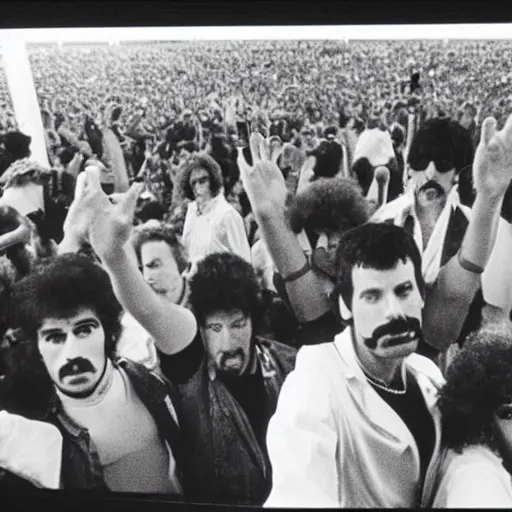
[1,38,49,167]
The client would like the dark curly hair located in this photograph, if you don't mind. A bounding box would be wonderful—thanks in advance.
[287,177,369,236]
[6,253,123,357]
[335,223,424,311]
[0,254,123,418]
[131,223,188,274]
[437,326,512,454]
[189,252,260,327]
[177,152,224,201]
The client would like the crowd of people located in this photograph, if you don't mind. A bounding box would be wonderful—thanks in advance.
[1,37,512,508]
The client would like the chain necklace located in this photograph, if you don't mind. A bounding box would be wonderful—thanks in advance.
[362,369,407,396]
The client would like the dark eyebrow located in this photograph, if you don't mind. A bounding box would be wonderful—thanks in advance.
[39,328,64,337]
[359,288,381,299]
[74,318,100,329]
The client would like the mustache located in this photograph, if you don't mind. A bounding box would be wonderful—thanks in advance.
[59,357,96,381]
[363,316,422,350]
[418,179,445,195]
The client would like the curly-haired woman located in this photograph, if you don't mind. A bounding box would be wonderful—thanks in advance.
[431,325,512,507]
[178,153,250,265]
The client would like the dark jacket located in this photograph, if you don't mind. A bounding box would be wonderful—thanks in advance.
[47,358,184,493]
[176,337,296,505]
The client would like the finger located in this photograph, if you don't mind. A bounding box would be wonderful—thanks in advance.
[121,181,145,216]
[84,166,105,194]
[480,117,497,147]
[236,147,251,176]
[249,132,263,163]
[258,137,270,162]
[73,171,88,199]
[500,113,512,144]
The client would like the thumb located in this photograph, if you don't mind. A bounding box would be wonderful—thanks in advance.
[480,117,497,147]
[121,181,144,216]
[73,171,88,200]
[84,166,104,193]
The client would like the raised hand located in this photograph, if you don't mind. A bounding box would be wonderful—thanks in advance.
[473,114,512,200]
[237,132,288,218]
[296,156,316,195]
[71,167,144,261]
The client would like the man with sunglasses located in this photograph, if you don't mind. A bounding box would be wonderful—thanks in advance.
[239,114,512,355]
[372,116,511,360]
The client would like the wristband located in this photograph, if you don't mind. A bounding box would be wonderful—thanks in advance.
[458,250,484,274]
[281,259,311,283]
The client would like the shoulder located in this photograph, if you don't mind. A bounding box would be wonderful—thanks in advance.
[371,194,410,223]
[258,337,297,373]
[406,353,445,388]
[434,446,512,508]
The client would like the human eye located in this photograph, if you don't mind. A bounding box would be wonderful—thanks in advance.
[74,324,94,338]
[363,291,381,304]
[207,324,223,333]
[396,283,413,299]
[232,318,248,329]
[46,333,66,344]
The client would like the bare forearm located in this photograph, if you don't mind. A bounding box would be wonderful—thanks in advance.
[256,210,331,321]
[0,225,31,252]
[101,247,197,355]
[423,194,503,350]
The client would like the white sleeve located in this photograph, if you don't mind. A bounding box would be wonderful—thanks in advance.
[482,217,512,310]
[0,410,63,489]
[222,209,251,264]
[443,463,512,508]
[264,352,340,508]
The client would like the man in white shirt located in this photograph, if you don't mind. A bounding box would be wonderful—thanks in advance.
[265,223,444,508]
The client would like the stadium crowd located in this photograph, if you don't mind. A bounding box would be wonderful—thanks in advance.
[1,38,512,507]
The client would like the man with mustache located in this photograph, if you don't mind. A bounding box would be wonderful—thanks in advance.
[0,177,197,494]
[238,114,512,354]
[37,168,296,505]
[265,223,444,508]
[371,116,510,361]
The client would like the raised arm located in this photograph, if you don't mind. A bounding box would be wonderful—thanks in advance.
[238,134,331,322]
[73,167,197,355]
[423,115,512,351]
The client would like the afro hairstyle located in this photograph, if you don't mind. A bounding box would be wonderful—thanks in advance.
[437,325,512,454]
[287,177,369,237]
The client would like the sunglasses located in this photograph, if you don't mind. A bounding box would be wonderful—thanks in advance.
[408,156,455,173]
[190,176,210,188]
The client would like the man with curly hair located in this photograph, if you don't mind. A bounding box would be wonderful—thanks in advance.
[0,253,188,495]
[432,325,512,507]
[29,167,294,505]
[152,251,296,505]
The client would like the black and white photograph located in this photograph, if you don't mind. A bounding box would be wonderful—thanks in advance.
[1,9,512,509]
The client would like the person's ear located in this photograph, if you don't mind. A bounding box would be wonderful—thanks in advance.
[338,295,353,321]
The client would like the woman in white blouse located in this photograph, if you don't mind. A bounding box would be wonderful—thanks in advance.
[431,325,512,508]
[178,153,251,265]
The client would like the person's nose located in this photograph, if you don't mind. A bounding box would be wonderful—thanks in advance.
[424,161,437,181]
[385,293,405,321]
[60,333,80,361]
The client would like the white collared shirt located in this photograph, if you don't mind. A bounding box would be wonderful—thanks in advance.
[182,194,251,265]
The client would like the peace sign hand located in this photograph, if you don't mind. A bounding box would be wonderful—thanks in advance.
[238,132,288,219]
